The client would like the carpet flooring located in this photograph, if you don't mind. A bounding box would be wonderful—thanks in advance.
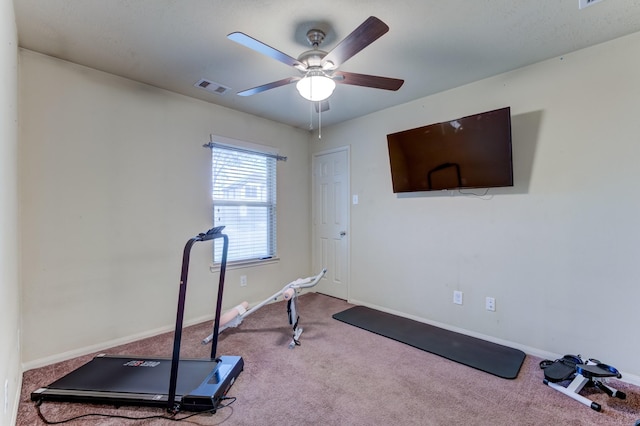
[17,293,640,425]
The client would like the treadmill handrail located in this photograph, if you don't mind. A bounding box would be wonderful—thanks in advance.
[167,228,229,412]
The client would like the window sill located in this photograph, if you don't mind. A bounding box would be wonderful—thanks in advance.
[209,256,280,273]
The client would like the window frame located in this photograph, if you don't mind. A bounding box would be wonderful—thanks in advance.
[208,136,283,267]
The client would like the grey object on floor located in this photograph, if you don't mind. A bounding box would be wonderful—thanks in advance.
[333,305,526,379]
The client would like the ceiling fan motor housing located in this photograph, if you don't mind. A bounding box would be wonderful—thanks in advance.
[306,29,326,47]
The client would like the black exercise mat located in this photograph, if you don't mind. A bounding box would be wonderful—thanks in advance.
[333,305,525,379]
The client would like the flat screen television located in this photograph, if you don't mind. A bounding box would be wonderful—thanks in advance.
[387,107,513,193]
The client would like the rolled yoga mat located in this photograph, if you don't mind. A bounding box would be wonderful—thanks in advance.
[333,305,526,379]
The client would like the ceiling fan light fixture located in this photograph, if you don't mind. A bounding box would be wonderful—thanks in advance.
[296,73,336,102]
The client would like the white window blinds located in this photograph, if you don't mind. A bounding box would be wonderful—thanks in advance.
[211,143,277,263]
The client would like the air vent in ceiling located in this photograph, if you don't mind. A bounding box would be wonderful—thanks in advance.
[579,0,603,9]
[194,79,230,95]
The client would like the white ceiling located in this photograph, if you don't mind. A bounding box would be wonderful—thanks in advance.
[14,0,640,130]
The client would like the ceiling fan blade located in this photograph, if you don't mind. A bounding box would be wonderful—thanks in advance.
[228,32,304,69]
[334,71,404,91]
[236,77,299,96]
[321,16,389,68]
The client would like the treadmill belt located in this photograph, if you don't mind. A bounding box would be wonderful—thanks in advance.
[333,306,525,379]
[47,356,218,395]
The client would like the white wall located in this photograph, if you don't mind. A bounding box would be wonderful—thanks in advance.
[19,50,312,366]
[17,23,640,386]
[311,31,640,379]
[0,0,21,424]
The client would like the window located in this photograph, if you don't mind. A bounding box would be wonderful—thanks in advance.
[211,142,277,263]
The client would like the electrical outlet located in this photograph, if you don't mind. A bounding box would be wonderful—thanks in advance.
[240,275,247,287]
[453,291,463,305]
[486,297,496,312]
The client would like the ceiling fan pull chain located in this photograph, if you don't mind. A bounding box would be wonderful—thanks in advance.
[318,103,322,139]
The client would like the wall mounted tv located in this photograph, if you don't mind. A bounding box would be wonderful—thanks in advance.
[387,107,513,193]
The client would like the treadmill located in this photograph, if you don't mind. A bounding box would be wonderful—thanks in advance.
[31,227,243,413]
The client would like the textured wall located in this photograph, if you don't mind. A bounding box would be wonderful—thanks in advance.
[19,50,312,366]
[311,31,640,381]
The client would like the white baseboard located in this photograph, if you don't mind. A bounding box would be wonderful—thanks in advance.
[10,373,22,426]
[22,292,289,372]
[348,298,640,387]
[22,313,216,371]
[24,296,640,389]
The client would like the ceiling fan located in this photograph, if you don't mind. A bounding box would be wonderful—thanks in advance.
[227,16,404,103]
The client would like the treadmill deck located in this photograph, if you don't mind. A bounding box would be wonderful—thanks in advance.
[31,354,243,412]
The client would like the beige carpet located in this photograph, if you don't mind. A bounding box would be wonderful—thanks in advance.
[18,293,640,425]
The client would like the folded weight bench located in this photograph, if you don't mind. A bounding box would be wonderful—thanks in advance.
[541,355,626,412]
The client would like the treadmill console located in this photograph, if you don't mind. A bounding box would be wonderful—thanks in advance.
[199,226,226,241]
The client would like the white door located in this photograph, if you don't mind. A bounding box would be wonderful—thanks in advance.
[312,148,349,300]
